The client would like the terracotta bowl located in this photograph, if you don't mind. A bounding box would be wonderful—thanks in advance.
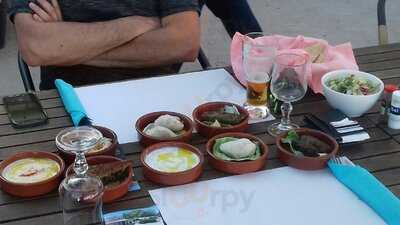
[141,142,203,186]
[206,132,268,174]
[57,126,118,165]
[66,156,132,203]
[276,128,339,170]
[0,151,65,197]
[136,111,194,147]
[193,102,250,138]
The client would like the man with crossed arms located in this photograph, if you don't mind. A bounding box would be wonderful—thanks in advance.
[8,0,200,89]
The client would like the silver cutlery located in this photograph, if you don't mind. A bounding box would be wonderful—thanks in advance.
[330,156,355,166]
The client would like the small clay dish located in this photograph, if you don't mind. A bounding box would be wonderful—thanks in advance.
[141,142,203,186]
[66,156,132,203]
[206,132,268,174]
[193,102,249,138]
[57,126,118,164]
[136,111,194,147]
[0,151,65,197]
[276,128,339,170]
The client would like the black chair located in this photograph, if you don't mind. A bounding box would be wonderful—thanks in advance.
[18,49,212,92]
[0,0,7,49]
[18,53,36,92]
[377,0,388,45]
[198,48,211,70]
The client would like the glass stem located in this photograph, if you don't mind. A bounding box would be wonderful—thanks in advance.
[73,152,88,177]
[280,101,293,127]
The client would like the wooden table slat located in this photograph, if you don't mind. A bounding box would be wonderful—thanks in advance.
[357,50,400,65]
[390,185,400,197]
[0,117,72,137]
[359,58,400,73]
[0,127,66,149]
[354,43,400,56]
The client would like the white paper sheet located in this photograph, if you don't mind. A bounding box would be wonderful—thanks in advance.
[149,167,386,225]
[75,69,274,144]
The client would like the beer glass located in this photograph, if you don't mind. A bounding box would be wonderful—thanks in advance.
[268,53,308,136]
[243,32,276,119]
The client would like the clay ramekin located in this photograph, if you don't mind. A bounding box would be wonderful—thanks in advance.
[141,142,203,186]
[0,151,65,197]
[66,156,132,203]
[193,102,249,138]
[276,128,339,170]
[136,111,194,147]
[206,132,268,174]
[57,126,118,165]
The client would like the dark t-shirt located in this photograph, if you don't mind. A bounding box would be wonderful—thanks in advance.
[7,0,199,89]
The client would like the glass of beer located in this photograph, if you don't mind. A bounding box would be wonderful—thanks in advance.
[243,32,276,119]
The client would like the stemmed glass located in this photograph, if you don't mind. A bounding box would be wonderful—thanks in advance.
[56,126,105,225]
[243,32,276,120]
[267,53,308,136]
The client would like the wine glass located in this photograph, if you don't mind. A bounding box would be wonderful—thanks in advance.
[56,126,104,225]
[56,126,102,177]
[267,53,308,136]
[59,176,104,225]
[243,32,276,120]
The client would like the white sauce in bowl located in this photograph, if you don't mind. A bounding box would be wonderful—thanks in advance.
[145,147,200,173]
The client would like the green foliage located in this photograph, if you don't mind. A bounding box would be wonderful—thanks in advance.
[282,130,304,156]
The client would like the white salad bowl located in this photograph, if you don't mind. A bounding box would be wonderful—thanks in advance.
[321,69,384,117]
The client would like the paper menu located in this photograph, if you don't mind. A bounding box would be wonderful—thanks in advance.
[149,167,386,225]
[75,69,273,144]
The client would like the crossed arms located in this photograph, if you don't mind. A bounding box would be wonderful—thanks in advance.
[14,0,200,68]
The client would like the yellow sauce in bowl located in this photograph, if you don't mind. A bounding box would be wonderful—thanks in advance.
[145,147,200,173]
[2,158,60,184]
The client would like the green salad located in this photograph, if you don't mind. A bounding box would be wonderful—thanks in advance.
[327,74,380,96]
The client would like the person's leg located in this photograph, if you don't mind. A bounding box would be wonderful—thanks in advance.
[203,0,232,21]
[204,0,262,38]
[231,0,262,35]
[198,0,205,10]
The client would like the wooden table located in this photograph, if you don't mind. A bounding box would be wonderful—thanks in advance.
[1,43,400,225]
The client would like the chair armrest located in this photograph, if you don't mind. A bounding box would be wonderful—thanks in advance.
[377,0,388,45]
[18,52,36,92]
[198,48,212,70]
[0,0,6,49]
[378,0,387,26]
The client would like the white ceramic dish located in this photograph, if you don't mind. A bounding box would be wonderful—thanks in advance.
[321,69,384,117]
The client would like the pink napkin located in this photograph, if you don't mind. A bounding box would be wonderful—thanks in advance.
[231,33,359,93]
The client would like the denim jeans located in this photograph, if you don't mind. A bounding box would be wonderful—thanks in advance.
[200,0,263,38]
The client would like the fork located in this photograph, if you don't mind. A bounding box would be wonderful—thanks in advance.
[330,156,355,166]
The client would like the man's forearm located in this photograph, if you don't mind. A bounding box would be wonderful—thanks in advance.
[84,12,200,68]
[84,27,197,68]
[15,14,158,66]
